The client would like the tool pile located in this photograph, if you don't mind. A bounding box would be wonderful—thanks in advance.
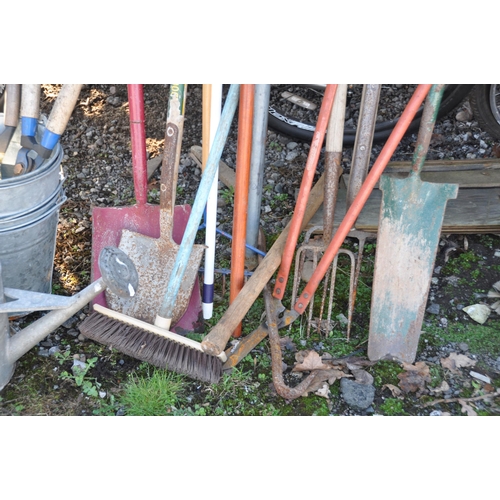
[1,84,459,396]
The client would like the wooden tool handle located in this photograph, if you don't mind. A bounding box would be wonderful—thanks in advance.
[4,85,21,128]
[46,84,82,136]
[160,85,186,215]
[323,84,347,243]
[20,84,41,120]
[200,172,326,357]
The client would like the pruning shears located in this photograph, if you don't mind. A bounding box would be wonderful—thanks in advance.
[14,84,82,175]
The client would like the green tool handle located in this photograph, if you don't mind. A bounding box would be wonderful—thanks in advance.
[411,84,446,177]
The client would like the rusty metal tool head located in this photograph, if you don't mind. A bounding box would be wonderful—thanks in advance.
[106,85,205,327]
[289,84,355,339]
[272,84,338,300]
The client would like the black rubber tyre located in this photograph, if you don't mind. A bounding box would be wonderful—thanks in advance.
[268,84,474,145]
[469,84,500,141]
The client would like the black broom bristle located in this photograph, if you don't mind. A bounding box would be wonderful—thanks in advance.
[79,311,223,384]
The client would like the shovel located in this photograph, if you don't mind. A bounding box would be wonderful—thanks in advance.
[92,84,202,333]
[367,84,458,363]
[91,84,161,303]
[106,84,205,329]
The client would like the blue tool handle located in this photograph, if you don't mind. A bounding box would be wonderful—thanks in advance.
[157,84,240,325]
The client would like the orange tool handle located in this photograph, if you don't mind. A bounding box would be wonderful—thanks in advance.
[273,84,338,299]
[294,84,433,314]
[229,84,255,337]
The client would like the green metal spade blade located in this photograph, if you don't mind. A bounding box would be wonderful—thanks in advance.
[368,84,459,363]
[368,174,458,362]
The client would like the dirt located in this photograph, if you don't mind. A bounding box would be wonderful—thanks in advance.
[1,84,500,416]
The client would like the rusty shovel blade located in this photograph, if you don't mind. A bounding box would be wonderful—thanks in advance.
[106,208,205,326]
[106,89,204,329]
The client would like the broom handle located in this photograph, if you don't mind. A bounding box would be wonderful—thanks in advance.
[155,84,240,330]
[294,83,432,313]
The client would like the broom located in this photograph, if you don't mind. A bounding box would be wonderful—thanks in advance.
[79,304,226,384]
[79,84,240,384]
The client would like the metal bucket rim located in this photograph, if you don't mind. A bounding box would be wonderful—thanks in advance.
[0,180,64,222]
[0,189,66,233]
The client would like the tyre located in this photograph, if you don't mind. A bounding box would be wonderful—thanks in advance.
[268,84,474,145]
[469,84,500,141]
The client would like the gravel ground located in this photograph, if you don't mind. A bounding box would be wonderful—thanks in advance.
[2,83,500,416]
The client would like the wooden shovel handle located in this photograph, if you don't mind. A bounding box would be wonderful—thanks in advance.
[160,84,186,214]
[20,84,41,120]
[4,85,21,128]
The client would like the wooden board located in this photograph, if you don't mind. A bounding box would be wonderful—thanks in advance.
[309,187,500,234]
[378,158,500,188]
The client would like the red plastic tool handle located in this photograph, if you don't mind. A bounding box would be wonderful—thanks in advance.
[294,84,433,314]
[127,84,148,206]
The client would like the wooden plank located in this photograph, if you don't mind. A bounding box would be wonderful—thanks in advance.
[309,183,500,234]
[189,145,236,188]
[345,159,500,189]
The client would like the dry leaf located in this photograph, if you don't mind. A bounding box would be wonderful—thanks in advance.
[490,300,500,314]
[398,362,431,394]
[279,336,297,352]
[458,400,477,416]
[441,353,477,373]
[382,384,402,397]
[428,380,450,394]
[351,369,374,386]
[293,350,333,372]
[344,357,376,369]
[314,383,330,399]
[294,350,312,364]
[300,370,349,396]
[493,281,500,292]
[402,361,430,374]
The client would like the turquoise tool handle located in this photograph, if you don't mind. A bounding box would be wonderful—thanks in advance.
[157,84,240,323]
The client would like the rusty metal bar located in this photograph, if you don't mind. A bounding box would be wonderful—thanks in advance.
[346,84,381,211]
